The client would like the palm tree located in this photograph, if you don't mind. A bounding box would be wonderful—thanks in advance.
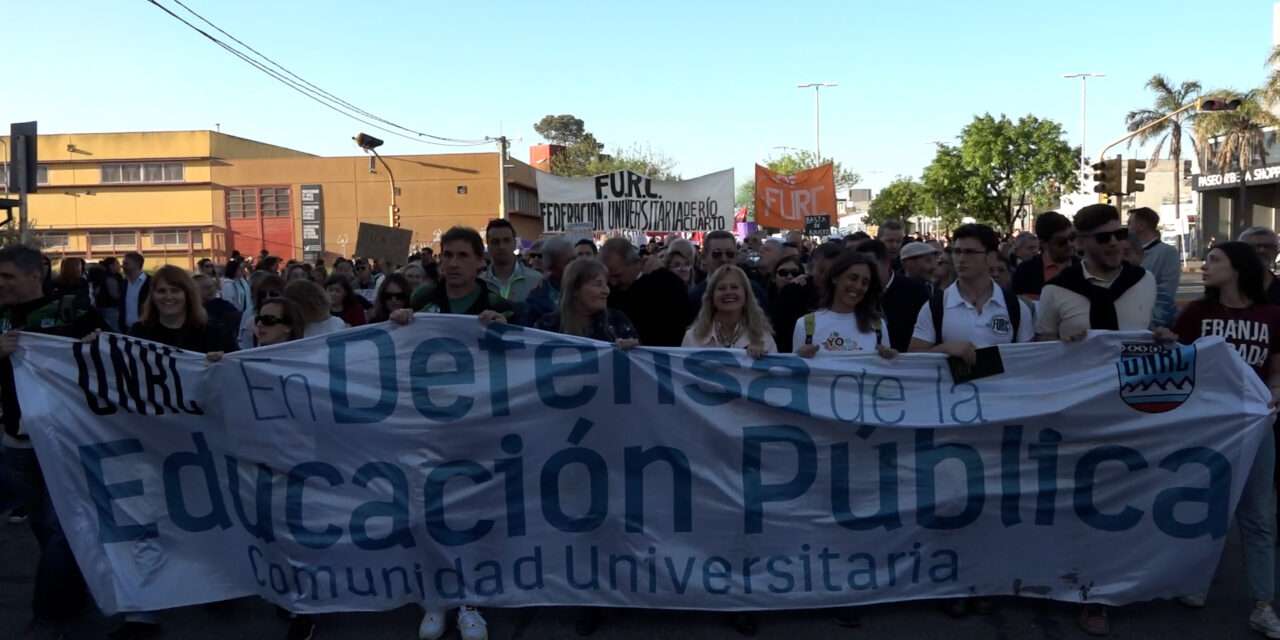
[1124,75,1201,225]
[1194,89,1280,220]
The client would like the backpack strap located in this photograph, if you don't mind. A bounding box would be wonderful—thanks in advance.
[929,288,945,345]
[1002,286,1021,343]
[803,313,816,345]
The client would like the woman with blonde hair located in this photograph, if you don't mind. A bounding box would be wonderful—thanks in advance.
[663,239,696,288]
[285,279,348,337]
[535,258,638,348]
[683,265,775,357]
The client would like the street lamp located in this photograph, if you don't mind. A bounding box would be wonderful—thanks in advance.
[797,82,837,160]
[1063,72,1105,179]
[354,133,400,228]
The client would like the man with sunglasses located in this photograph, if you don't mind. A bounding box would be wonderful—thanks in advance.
[688,230,767,315]
[1240,227,1280,304]
[1012,211,1078,304]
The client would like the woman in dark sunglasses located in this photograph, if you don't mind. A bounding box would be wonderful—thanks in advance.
[253,297,305,347]
[370,273,413,323]
[765,255,816,353]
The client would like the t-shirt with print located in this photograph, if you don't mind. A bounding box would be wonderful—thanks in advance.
[791,310,889,355]
[1172,300,1280,381]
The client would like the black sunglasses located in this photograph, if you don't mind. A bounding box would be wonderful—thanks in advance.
[776,269,803,278]
[1090,228,1129,244]
[255,314,289,327]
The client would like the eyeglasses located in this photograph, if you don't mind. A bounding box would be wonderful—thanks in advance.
[951,248,987,257]
[255,315,289,327]
[710,250,737,259]
[776,269,803,278]
[1090,228,1129,244]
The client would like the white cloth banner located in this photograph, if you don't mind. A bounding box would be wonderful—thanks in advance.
[11,319,1271,615]
[536,168,734,233]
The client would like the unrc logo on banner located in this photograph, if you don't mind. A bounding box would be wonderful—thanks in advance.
[1116,342,1196,413]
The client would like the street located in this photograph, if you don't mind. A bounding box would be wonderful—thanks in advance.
[0,518,1259,640]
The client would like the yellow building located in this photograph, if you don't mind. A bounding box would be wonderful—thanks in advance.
[0,130,540,268]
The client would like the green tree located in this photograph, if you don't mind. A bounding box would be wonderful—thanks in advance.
[1125,75,1202,224]
[764,149,860,188]
[533,115,678,179]
[867,178,926,226]
[1194,88,1280,213]
[582,144,678,181]
[956,114,1078,233]
[920,144,971,232]
[533,115,589,145]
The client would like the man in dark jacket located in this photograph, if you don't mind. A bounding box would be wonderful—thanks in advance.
[0,245,107,627]
[600,238,692,347]
[195,273,241,350]
[688,230,768,314]
[1011,210,1078,304]
[856,239,930,352]
[523,236,574,327]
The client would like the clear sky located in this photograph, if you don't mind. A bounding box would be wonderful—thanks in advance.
[4,0,1278,192]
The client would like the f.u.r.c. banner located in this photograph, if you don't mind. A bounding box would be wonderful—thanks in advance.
[11,318,1271,615]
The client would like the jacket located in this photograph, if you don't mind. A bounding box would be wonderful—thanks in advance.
[1140,239,1181,328]
[422,280,516,319]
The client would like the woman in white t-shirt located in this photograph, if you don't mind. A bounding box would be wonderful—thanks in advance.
[792,251,896,359]
[682,265,776,357]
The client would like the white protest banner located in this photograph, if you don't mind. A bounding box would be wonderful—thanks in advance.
[537,169,734,233]
[12,321,1269,615]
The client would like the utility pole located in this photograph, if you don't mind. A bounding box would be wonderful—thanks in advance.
[797,83,837,160]
[497,136,510,220]
[1063,73,1104,182]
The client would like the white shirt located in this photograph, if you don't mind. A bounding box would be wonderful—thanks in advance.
[1035,263,1156,339]
[124,272,148,329]
[682,327,778,353]
[221,277,251,313]
[304,316,348,338]
[791,310,889,355]
[912,280,1034,347]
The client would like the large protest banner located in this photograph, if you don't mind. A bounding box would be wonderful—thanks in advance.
[537,169,734,233]
[755,163,838,230]
[12,320,1270,615]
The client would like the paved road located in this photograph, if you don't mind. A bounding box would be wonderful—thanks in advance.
[0,518,1268,640]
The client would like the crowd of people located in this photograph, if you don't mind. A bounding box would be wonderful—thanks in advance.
[0,205,1278,640]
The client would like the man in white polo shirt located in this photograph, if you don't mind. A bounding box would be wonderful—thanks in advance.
[910,224,1033,373]
[1036,204,1155,343]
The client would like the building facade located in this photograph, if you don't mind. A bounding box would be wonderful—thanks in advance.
[0,130,540,268]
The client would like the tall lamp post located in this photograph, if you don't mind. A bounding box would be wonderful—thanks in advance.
[354,133,400,228]
[797,82,837,160]
[1063,73,1104,179]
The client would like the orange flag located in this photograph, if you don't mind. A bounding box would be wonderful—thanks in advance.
[754,163,838,230]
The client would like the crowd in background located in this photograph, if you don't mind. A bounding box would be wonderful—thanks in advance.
[3,205,1280,640]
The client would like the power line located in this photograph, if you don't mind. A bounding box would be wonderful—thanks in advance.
[143,0,491,148]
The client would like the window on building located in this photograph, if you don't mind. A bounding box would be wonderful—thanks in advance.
[101,162,185,184]
[38,233,69,250]
[1,164,50,187]
[228,187,290,218]
[151,230,188,248]
[228,188,259,218]
[260,187,290,217]
[88,231,137,252]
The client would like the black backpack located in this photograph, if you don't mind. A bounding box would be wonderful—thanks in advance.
[928,286,1021,345]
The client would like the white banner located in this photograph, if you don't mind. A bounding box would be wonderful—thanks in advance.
[536,169,734,233]
[11,320,1271,615]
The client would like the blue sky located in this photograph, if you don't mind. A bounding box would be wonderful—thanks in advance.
[4,0,1278,192]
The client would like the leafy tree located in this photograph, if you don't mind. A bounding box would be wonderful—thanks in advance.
[533,115,677,179]
[920,144,971,231]
[533,115,589,146]
[764,149,860,188]
[1125,75,1202,224]
[953,114,1078,233]
[867,178,926,227]
[583,144,678,181]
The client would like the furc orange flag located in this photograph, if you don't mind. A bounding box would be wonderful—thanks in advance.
[754,163,838,230]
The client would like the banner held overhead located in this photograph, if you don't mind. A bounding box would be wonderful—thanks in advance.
[537,169,734,233]
[755,163,837,230]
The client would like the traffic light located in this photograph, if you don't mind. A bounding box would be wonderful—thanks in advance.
[1091,158,1122,195]
[391,205,402,228]
[1200,97,1243,112]
[1126,160,1147,193]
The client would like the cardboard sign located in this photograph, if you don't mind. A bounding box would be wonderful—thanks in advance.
[354,222,412,267]
[804,215,832,236]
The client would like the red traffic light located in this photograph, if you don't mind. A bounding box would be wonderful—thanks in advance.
[1200,98,1243,112]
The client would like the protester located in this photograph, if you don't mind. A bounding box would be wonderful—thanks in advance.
[988,252,1013,291]
[287,279,349,337]
[419,227,514,321]
[0,245,106,632]
[1036,204,1156,343]
[194,273,241,350]
[52,257,90,308]
[765,255,813,354]
[127,265,237,356]
[325,275,370,328]
[311,262,329,285]
[575,238,598,261]
[353,258,382,293]
[690,231,768,315]
[332,257,355,279]
[523,236,573,327]
[900,241,940,286]
[94,257,126,332]
[253,297,306,347]
[1168,241,1280,638]
[683,265,775,357]
[1122,232,1145,267]
[221,257,252,313]
[877,219,906,270]
[793,251,896,359]
[1012,211,1076,303]
[599,237,691,347]
[120,251,151,330]
[257,255,282,275]
[1240,226,1280,304]
[1011,231,1039,268]
[237,274,285,349]
[535,258,639,348]
[370,273,412,323]
[481,219,542,303]
[527,239,545,274]
[284,263,310,283]
[664,239,696,289]
[856,239,930,353]
[910,224,1033,363]
[401,262,427,293]
[933,254,957,291]
[1128,207,1181,328]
